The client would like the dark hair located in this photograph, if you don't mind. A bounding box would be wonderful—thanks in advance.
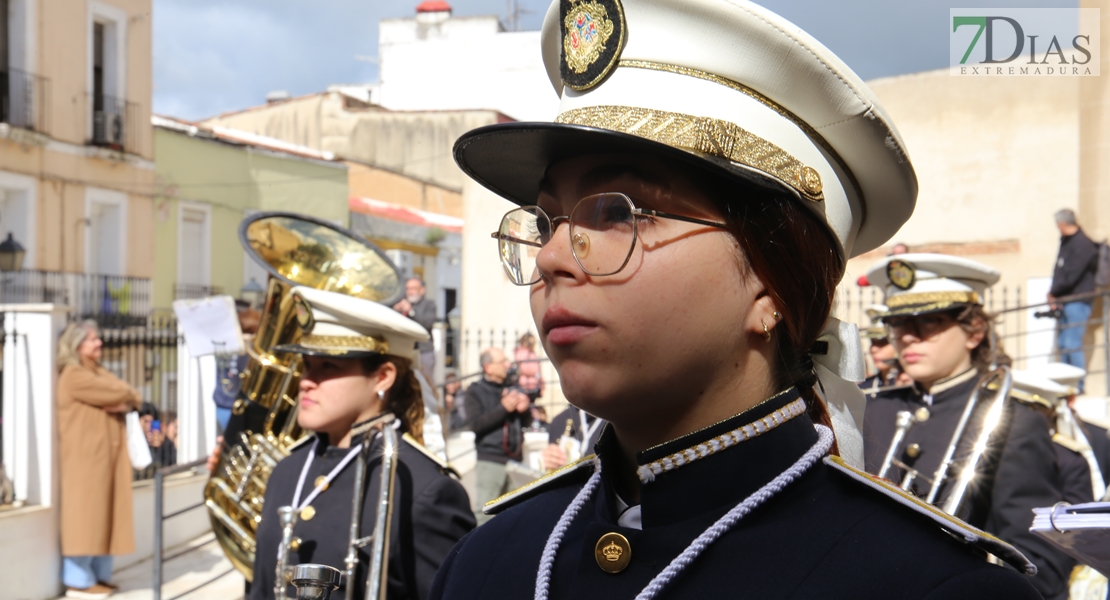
[700,178,845,444]
[953,304,994,371]
[360,354,425,441]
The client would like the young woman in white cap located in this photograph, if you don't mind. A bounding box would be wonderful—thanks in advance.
[250,287,475,600]
[430,0,1040,598]
[862,253,1075,600]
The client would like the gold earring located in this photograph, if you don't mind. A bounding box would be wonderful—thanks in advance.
[761,320,772,342]
[773,311,781,321]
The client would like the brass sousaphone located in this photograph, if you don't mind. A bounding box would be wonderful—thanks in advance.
[204,212,403,579]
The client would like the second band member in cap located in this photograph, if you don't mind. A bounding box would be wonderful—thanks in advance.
[431,0,1040,597]
[862,254,1075,600]
[251,287,475,600]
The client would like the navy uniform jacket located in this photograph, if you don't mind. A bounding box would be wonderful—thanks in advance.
[863,369,1073,600]
[1054,437,1096,505]
[431,388,1038,599]
[252,430,475,600]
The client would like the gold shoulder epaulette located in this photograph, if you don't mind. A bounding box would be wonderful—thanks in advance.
[483,455,597,516]
[1007,388,1055,411]
[825,455,1036,575]
[402,433,460,479]
[1052,432,1089,454]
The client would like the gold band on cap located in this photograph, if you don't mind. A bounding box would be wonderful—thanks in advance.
[885,292,981,309]
[616,60,861,204]
[555,105,824,201]
[299,334,390,353]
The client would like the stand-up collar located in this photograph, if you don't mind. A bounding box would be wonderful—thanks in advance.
[918,368,978,397]
[594,388,818,528]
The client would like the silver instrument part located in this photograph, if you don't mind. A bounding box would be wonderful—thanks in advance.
[275,506,299,600]
[933,366,1014,515]
[878,411,916,480]
[291,563,342,600]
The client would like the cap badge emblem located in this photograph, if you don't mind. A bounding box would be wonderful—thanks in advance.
[292,294,315,333]
[561,0,626,91]
[887,260,916,291]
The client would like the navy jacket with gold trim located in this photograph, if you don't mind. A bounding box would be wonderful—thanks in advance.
[252,430,475,600]
[431,388,1038,599]
[863,369,1073,600]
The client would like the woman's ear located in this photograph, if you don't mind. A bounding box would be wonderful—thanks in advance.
[964,319,987,351]
[374,361,399,395]
[747,292,781,342]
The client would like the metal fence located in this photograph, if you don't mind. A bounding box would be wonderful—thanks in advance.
[152,459,231,600]
[0,270,153,325]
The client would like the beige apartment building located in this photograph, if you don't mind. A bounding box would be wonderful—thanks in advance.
[0,0,154,317]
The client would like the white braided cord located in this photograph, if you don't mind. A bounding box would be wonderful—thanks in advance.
[534,459,603,600]
[533,425,834,600]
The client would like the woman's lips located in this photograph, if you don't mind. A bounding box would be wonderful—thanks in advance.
[901,352,922,364]
[542,308,598,345]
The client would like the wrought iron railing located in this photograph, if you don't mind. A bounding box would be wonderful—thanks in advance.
[0,68,49,133]
[0,270,152,325]
[88,93,143,154]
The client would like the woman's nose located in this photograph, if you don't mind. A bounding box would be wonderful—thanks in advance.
[534,221,582,283]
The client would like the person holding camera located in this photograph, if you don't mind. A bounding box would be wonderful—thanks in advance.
[1047,208,1100,392]
[464,347,531,524]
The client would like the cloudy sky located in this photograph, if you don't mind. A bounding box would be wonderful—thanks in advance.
[153,0,1078,121]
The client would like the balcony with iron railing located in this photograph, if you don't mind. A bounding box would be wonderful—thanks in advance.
[0,68,49,133]
[88,93,142,155]
[0,269,152,327]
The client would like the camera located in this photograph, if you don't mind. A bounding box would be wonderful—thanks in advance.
[503,364,526,396]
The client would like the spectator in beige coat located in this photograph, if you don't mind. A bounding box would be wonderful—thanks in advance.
[56,320,141,599]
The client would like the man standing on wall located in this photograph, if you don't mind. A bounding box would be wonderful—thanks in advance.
[393,277,437,380]
[1048,209,1100,393]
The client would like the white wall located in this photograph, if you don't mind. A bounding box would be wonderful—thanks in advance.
[0,305,68,600]
[378,17,558,122]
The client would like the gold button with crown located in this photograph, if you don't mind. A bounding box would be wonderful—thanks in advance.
[595,532,632,573]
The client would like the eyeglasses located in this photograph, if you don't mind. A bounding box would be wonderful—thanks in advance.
[885,312,958,340]
[490,193,728,286]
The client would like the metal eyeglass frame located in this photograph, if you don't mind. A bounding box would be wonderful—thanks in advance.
[489,192,728,286]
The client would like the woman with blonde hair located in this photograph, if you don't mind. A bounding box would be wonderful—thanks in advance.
[56,320,141,599]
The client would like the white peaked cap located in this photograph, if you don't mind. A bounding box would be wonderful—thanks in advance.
[275,286,430,361]
[1011,370,1069,404]
[865,253,1001,318]
[453,0,917,259]
[1032,362,1086,395]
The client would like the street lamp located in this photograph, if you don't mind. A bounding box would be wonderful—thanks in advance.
[0,232,26,271]
[240,277,264,308]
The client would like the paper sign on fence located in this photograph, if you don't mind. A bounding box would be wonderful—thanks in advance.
[172,295,244,357]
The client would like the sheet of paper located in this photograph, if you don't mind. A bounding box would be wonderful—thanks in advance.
[172,296,244,358]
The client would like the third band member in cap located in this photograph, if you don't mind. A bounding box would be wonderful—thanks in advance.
[862,254,1074,600]
[251,287,474,600]
[430,0,1040,597]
